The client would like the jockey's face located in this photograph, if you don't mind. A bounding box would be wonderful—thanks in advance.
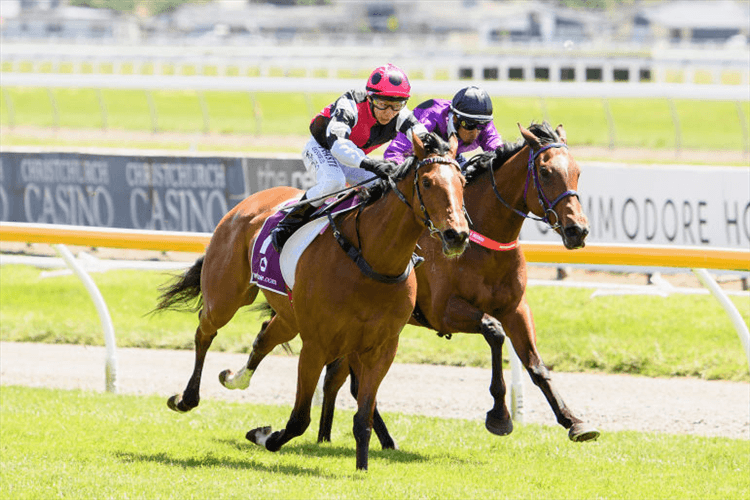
[454,116,481,145]
[370,97,404,125]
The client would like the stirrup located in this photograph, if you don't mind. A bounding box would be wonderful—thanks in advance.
[411,253,425,268]
[271,226,291,254]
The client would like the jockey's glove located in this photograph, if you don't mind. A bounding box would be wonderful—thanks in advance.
[360,157,397,180]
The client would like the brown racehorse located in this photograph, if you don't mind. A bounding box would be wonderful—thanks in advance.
[154,132,469,470]
[316,122,600,445]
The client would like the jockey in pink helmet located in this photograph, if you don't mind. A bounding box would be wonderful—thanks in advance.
[271,64,428,253]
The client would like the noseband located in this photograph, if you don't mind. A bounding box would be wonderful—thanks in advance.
[490,142,578,230]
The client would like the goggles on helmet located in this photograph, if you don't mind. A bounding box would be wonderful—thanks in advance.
[370,97,406,112]
[458,118,489,131]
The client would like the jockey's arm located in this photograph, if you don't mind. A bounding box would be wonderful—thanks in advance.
[384,108,428,165]
[480,121,504,151]
[325,98,367,168]
[383,132,411,165]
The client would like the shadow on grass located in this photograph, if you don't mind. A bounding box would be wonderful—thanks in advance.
[213,436,427,464]
[115,438,428,476]
[115,450,329,476]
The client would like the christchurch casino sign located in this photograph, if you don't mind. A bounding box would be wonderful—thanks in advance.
[2,152,747,251]
[0,152,247,232]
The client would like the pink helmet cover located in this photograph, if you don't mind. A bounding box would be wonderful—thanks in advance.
[366,64,411,99]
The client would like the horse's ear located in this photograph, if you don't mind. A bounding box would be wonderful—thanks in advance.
[448,133,459,159]
[555,124,567,144]
[518,122,541,150]
[412,132,426,160]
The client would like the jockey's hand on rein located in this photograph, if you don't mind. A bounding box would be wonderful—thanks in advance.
[360,157,397,180]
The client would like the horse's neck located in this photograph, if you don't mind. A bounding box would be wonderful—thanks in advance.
[352,183,422,277]
[467,147,530,243]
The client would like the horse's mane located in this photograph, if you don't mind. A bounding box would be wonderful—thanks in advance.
[463,121,561,183]
[358,132,452,205]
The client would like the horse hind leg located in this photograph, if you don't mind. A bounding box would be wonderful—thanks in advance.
[219,305,295,390]
[480,314,514,436]
[167,309,219,412]
[318,357,348,443]
[346,360,397,450]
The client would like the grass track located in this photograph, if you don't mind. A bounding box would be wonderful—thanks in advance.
[1,386,748,500]
[2,87,748,152]
[1,265,747,381]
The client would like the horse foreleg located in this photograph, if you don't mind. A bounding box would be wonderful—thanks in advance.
[168,311,217,413]
[480,314,514,436]
[501,300,600,442]
[345,357,397,450]
[439,297,512,435]
[351,337,399,471]
[247,344,325,453]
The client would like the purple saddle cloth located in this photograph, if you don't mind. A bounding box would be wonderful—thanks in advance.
[250,192,363,295]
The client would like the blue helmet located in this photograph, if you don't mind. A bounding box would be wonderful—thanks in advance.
[450,86,493,123]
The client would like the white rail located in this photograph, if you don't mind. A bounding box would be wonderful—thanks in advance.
[2,73,748,101]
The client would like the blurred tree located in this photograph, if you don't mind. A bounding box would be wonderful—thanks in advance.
[69,0,207,16]
[556,0,639,10]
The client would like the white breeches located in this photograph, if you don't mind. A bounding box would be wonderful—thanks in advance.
[302,136,377,207]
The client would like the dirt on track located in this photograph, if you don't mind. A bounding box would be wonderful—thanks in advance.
[1,341,748,441]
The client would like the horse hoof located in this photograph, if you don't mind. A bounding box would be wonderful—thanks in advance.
[380,438,399,451]
[218,370,233,388]
[219,369,251,390]
[167,394,190,413]
[569,423,600,442]
[246,426,273,448]
[485,412,514,436]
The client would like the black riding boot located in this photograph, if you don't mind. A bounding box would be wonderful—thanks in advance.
[271,195,316,253]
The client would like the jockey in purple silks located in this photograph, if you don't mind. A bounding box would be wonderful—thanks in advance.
[271,63,428,253]
[384,86,503,169]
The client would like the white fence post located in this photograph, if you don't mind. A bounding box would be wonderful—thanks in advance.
[693,268,750,372]
[507,338,524,423]
[54,244,118,393]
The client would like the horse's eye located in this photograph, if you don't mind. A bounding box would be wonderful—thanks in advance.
[421,178,432,188]
[540,168,551,179]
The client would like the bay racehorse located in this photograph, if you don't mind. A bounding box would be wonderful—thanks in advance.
[315,122,600,445]
[154,132,469,470]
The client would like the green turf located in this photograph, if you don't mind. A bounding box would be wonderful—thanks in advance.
[1,265,747,381]
[1,386,747,500]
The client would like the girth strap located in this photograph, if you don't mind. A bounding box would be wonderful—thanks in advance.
[327,213,413,284]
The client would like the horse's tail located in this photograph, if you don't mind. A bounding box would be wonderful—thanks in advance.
[151,256,204,314]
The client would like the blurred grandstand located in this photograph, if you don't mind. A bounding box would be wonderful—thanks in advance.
[1,0,748,86]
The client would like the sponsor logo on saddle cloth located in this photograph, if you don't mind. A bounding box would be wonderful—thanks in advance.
[250,193,363,296]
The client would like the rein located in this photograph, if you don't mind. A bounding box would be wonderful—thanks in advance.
[328,155,461,284]
[489,142,578,231]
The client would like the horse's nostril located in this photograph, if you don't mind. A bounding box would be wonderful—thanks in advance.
[443,229,469,246]
[444,229,459,243]
[564,225,582,240]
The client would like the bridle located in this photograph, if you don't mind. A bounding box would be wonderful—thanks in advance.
[327,154,462,284]
[388,155,463,237]
[489,142,578,231]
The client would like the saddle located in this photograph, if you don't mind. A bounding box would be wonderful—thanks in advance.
[250,191,365,296]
